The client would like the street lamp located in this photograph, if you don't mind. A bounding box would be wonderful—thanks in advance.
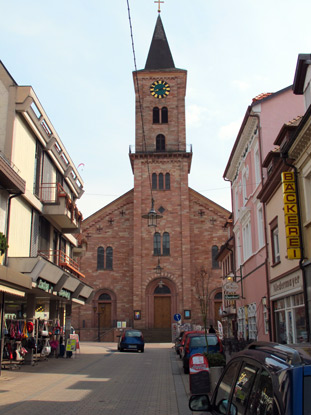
[154,257,164,287]
[142,198,163,227]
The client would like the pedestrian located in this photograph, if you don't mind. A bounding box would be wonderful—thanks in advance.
[209,324,216,333]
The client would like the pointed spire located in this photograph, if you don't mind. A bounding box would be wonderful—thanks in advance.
[145,15,175,70]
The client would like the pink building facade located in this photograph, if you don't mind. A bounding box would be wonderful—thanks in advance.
[223,87,304,341]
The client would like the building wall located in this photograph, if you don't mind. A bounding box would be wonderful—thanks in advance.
[266,185,300,280]
[12,114,36,193]
[76,192,134,330]
[0,79,9,153]
[9,197,32,256]
[259,89,305,162]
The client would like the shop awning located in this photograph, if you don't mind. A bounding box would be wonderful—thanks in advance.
[8,256,93,303]
[0,284,25,297]
[0,264,32,290]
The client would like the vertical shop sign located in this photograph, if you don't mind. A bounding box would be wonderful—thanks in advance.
[281,172,301,259]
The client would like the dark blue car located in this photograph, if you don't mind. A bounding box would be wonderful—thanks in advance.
[189,341,311,415]
[182,333,224,374]
[118,329,145,353]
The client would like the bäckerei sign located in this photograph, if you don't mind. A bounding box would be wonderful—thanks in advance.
[281,172,301,259]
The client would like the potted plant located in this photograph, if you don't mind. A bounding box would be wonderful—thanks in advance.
[204,352,226,368]
[0,232,8,264]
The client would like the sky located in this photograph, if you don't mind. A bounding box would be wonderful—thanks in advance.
[1,0,311,218]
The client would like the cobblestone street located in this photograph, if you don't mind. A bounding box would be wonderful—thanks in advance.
[0,343,192,415]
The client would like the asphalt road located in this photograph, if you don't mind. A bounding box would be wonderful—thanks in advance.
[0,342,193,415]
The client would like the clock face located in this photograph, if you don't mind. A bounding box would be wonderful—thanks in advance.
[150,80,170,99]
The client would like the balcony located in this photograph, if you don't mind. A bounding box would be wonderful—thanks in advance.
[38,250,85,279]
[39,183,83,233]
[129,143,192,154]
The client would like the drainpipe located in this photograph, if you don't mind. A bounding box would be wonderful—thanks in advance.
[280,154,310,343]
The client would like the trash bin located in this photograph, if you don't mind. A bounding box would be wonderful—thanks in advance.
[189,353,210,394]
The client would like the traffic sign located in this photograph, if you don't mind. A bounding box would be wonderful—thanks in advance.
[174,313,181,322]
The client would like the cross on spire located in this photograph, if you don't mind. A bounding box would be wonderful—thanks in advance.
[154,0,164,13]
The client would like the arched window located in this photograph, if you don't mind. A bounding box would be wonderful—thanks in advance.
[153,107,160,124]
[156,134,165,151]
[161,107,168,124]
[159,173,164,190]
[106,246,113,270]
[163,232,170,256]
[99,293,111,301]
[214,292,222,300]
[97,247,105,270]
[152,173,157,190]
[154,232,161,256]
[165,173,170,190]
[212,245,220,269]
[154,285,171,294]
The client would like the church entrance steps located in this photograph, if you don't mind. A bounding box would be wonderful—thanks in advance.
[142,328,172,343]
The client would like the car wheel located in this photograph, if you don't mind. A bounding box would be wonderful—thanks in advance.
[119,347,123,352]
[141,348,144,353]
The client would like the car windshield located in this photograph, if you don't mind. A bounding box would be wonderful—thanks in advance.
[125,331,142,338]
[190,335,218,347]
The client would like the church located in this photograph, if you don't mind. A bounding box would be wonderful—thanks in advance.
[72,15,230,342]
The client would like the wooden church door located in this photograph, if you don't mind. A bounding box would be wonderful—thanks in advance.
[154,284,171,328]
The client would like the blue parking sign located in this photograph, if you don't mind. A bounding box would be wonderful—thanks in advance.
[174,313,181,322]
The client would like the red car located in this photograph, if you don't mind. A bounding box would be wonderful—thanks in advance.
[178,330,205,358]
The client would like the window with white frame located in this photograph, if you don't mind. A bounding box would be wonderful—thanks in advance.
[248,303,257,340]
[254,144,261,187]
[242,219,252,261]
[302,167,311,224]
[263,304,269,335]
[235,187,239,218]
[242,170,247,205]
[236,233,241,268]
[270,218,280,264]
[257,205,264,249]
[238,307,246,339]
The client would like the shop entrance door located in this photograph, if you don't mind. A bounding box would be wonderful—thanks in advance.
[154,296,171,328]
[286,310,295,343]
[99,303,111,328]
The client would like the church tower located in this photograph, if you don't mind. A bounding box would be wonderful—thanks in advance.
[130,16,193,330]
[75,14,229,342]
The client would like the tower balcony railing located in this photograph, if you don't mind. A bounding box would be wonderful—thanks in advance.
[39,182,83,233]
[38,249,85,279]
[129,143,192,154]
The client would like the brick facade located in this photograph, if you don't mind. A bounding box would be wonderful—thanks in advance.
[72,16,230,340]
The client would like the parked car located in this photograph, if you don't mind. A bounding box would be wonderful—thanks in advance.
[179,330,204,359]
[189,341,311,415]
[118,329,145,353]
[182,333,224,374]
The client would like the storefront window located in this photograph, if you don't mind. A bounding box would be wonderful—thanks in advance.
[275,309,287,344]
[274,293,306,344]
[238,307,246,339]
[248,303,257,340]
[296,306,307,342]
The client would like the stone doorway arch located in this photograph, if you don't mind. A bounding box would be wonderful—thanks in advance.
[145,277,177,329]
[94,289,116,329]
